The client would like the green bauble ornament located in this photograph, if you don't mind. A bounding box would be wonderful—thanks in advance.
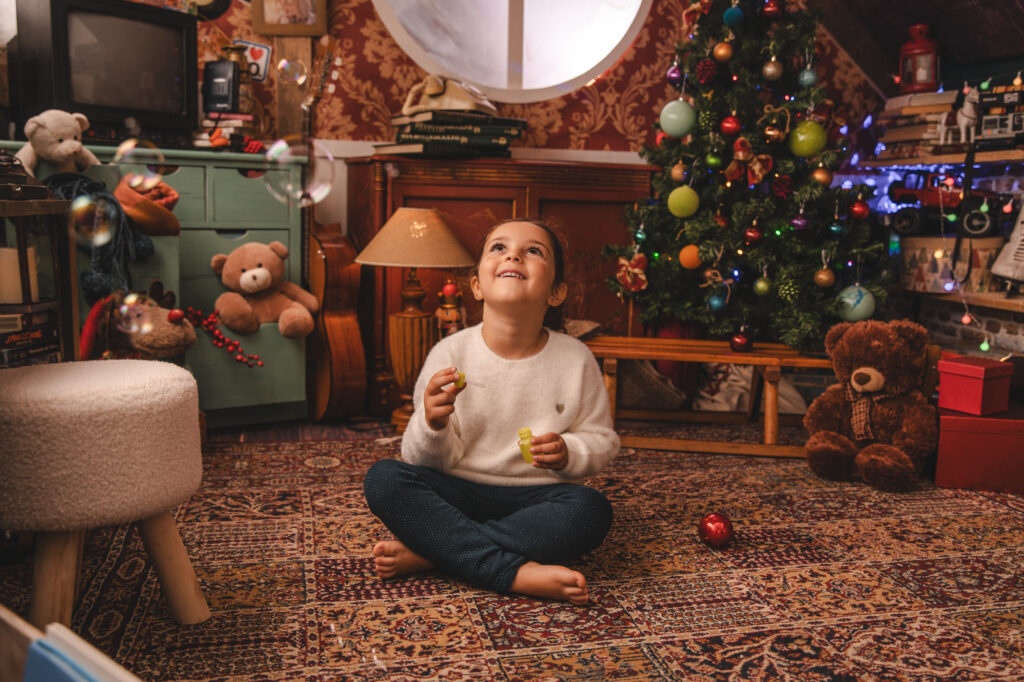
[753,276,772,296]
[705,152,723,168]
[660,99,697,138]
[667,185,700,218]
[788,120,827,158]
[777,280,799,302]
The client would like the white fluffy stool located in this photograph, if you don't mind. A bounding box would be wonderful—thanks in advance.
[0,359,210,628]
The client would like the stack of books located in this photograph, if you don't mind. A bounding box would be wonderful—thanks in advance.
[0,310,61,368]
[192,112,257,148]
[876,90,956,161]
[374,110,527,158]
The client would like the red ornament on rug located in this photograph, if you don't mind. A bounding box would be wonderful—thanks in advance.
[698,512,734,548]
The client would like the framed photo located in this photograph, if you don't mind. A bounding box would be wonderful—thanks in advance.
[252,0,327,36]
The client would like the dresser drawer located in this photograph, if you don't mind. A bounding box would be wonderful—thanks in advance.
[185,324,306,411]
[159,164,207,223]
[211,167,296,226]
[179,228,292,312]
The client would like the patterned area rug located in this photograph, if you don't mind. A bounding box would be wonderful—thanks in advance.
[3,431,1024,680]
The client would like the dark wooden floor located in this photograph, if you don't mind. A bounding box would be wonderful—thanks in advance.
[206,416,393,443]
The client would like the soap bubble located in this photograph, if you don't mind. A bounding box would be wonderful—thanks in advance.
[277,58,308,86]
[116,293,154,335]
[263,135,334,206]
[69,195,113,247]
[112,138,165,191]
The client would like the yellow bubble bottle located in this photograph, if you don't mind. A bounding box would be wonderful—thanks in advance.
[517,427,533,463]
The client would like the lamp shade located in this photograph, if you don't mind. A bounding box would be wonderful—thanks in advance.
[355,207,474,268]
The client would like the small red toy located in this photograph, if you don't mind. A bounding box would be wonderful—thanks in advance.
[697,512,734,548]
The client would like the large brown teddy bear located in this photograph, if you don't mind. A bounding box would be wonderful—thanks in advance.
[803,320,937,492]
[211,241,318,338]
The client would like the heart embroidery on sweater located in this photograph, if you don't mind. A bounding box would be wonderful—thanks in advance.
[556,403,564,414]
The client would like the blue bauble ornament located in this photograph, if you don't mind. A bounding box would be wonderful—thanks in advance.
[837,285,876,322]
[660,99,697,138]
[723,5,744,27]
[666,63,684,88]
[708,292,728,313]
[798,67,818,88]
[828,220,846,237]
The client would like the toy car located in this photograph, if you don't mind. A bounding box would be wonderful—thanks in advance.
[887,170,1014,237]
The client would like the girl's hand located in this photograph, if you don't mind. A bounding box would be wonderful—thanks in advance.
[529,432,568,470]
[423,367,466,431]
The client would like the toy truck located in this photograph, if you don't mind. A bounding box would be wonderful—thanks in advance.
[887,170,1014,237]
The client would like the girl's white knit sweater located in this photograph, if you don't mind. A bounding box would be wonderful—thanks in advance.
[401,324,619,485]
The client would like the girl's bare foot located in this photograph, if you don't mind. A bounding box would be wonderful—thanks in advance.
[511,561,590,605]
[372,540,434,579]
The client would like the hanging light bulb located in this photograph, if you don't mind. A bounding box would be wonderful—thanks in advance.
[1015,71,1023,87]
[981,77,993,91]
[1003,200,1015,213]
[961,312,973,325]
[943,280,956,292]
[980,339,991,352]
[946,213,958,222]
[934,248,945,259]
[980,199,990,213]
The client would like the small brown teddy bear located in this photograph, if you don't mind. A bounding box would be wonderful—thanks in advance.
[15,109,101,177]
[803,319,938,492]
[210,240,318,338]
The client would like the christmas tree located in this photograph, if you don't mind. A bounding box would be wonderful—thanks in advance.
[606,0,890,350]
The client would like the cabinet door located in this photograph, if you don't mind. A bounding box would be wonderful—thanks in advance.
[389,182,527,326]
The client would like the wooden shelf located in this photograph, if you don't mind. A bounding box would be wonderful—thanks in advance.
[918,290,1024,313]
[862,149,1024,168]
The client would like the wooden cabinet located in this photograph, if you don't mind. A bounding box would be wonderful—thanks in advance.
[346,155,655,416]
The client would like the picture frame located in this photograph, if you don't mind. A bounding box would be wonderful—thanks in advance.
[252,0,327,36]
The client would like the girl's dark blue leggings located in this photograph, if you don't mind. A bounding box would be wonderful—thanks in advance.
[363,458,613,593]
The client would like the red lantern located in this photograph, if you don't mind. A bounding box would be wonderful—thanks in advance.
[899,24,939,94]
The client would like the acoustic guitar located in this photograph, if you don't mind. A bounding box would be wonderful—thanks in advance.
[304,37,366,419]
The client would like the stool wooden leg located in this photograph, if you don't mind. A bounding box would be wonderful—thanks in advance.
[136,511,211,625]
[603,358,618,422]
[29,529,84,629]
[763,366,781,445]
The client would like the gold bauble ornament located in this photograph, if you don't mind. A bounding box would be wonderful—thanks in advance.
[813,268,836,288]
[762,58,784,81]
[713,42,734,62]
[670,161,687,183]
[812,166,833,186]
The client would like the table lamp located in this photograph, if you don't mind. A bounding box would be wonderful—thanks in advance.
[355,207,474,432]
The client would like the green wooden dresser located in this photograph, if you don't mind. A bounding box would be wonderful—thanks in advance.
[1,141,308,428]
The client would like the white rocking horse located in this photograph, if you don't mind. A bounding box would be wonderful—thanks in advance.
[937,86,979,145]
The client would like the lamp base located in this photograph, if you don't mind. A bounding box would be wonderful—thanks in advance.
[390,393,414,434]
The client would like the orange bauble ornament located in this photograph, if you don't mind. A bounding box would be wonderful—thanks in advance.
[813,268,836,287]
[713,42,734,62]
[812,166,833,186]
[679,244,702,269]
[670,161,687,183]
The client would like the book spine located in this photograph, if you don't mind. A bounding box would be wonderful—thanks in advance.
[395,131,511,147]
[403,122,523,137]
[392,111,527,127]
[0,323,59,349]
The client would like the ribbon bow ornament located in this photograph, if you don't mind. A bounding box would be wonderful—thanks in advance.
[724,137,774,185]
[616,252,649,292]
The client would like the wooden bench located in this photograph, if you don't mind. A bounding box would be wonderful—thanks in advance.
[585,335,834,458]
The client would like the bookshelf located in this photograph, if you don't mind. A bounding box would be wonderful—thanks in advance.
[919,290,1024,314]
[862,148,1024,168]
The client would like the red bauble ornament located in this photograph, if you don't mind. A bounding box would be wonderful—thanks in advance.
[698,512,734,548]
[730,327,753,352]
[655,130,670,146]
[762,0,783,18]
[743,225,764,245]
[849,200,870,220]
[720,115,742,136]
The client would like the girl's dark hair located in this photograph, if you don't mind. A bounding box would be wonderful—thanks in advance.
[475,217,567,331]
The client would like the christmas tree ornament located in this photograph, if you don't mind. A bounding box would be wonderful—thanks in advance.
[790,205,810,230]
[698,512,734,548]
[666,62,684,88]
[720,114,742,136]
[787,120,827,158]
[770,174,793,198]
[678,244,703,269]
[762,56,783,81]
[616,252,649,292]
[696,58,718,84]
[668,185,700,217]
[753,276,772,296]
[762,0,783,18]
[743,222,764,245]
[713,41,734,62]
[777,279,799,302]
[707,292,728,312]
[811,165,833,186]
[837,284,876,321]
[730,325,754,352]
[705,151,724,168]
[698,109,717,132]
[828,220,846,237]
[849,199,870,220]
[655,130,670,146]
[798,66,818,88]
[725,136,774,185]
[714,209,730,228]
[670,160,688,183]
[723,2,744,28]
[814,267,836,287]
[660,98,697,137]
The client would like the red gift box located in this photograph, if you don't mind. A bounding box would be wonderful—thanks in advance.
[935,404,1024,494]
[937,355,1014,415]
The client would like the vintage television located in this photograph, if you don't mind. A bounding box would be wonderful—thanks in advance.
[8,0,199,148]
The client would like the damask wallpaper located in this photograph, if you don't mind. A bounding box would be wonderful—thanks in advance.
[145,0,885,150]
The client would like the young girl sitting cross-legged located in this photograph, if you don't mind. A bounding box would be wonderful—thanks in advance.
[363,217,619,605]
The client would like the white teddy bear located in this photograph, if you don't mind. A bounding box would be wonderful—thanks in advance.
[15,109,101,176]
